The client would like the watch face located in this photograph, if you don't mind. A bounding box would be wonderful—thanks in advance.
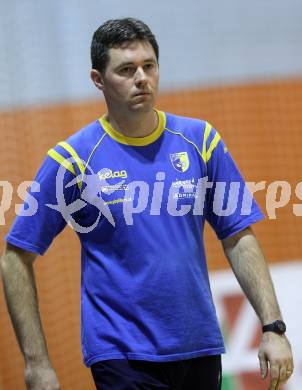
[275,320,286,334]
[263,320,286,334]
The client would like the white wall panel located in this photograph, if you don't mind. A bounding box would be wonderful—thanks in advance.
[0,0,301,107]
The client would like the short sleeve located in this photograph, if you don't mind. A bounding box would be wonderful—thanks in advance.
[204,126,264,240]
[5,150,79,255]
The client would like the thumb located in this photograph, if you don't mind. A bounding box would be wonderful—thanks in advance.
[258,353,268,379]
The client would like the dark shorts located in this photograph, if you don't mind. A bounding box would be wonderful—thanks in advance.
[91,355,222,390]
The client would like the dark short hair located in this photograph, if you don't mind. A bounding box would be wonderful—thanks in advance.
[91,18,159,73]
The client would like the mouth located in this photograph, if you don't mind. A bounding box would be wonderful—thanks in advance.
[133,91,151,97]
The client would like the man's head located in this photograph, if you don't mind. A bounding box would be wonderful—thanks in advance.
[90,18,159,115]
[91,18,159,74]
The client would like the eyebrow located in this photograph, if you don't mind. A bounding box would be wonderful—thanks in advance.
[116,58,157,69]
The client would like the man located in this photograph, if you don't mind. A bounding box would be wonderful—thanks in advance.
[1,18,293,390]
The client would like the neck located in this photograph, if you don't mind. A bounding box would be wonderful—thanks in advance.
[105,109,158,138]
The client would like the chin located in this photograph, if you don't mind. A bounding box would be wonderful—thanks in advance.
[130,102,154,113]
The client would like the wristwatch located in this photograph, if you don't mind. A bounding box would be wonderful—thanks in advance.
[262,320,286,335]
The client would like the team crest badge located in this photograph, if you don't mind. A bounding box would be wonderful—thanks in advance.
[170,152,189,173]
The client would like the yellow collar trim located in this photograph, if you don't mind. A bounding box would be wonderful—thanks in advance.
[99,110,166,146]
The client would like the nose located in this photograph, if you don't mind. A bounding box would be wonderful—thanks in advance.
[134,67,147,86]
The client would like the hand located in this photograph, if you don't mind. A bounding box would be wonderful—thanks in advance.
[258,332,294,390]
[25,361,60,390]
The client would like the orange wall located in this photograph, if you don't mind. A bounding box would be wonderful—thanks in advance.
[0,79,301,389]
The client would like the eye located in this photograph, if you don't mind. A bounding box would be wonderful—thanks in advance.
[119,66,133,74]
[144,63,154,70]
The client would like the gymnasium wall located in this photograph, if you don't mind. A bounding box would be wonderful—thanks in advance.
[1,79,302,389]
[1,0,302,107]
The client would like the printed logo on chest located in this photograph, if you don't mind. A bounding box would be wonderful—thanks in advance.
[170,152,189,173]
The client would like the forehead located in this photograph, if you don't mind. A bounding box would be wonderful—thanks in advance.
[107,40,157,67]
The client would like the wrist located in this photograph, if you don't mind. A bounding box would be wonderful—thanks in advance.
[25,354,51,367]
[262,319,286,335]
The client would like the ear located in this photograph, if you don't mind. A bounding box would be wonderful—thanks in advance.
[90,69,104,91]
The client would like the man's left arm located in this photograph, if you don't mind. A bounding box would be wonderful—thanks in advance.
[221,226,294,390]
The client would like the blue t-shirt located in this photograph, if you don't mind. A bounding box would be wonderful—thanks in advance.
[6,110,264,366]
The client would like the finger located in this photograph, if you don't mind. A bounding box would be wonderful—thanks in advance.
[258,354,268,379]
[269,377,279,390]
[285,362,294,380]
[285,369,293,379]
[269,363,280,390]
[288,358,294,373]
[279,365,287,383]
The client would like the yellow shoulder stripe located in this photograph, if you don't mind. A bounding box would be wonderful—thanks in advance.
[201,122,212,163]
[206,132,221,163]
[47,148,76,175]
[58,141,85,175]
[202,122,222,163]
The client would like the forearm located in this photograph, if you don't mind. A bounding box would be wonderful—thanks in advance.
[222,227,282,325]
[1,247,50,364]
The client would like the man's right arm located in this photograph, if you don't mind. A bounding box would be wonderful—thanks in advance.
[1,243,60,390]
